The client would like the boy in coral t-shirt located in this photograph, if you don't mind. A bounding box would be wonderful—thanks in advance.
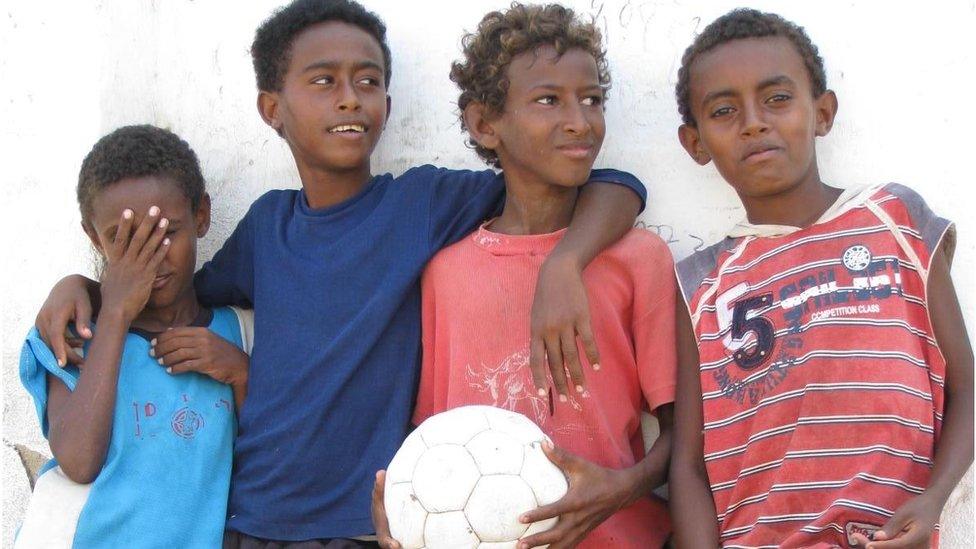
[373,4,675,549]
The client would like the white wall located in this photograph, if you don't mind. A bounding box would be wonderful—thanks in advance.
[2,0,973,545]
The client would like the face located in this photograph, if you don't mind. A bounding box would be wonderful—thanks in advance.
[472,46,606,189]
[679,36,837,199]
[84,176,210,311]
[259,21,390,175]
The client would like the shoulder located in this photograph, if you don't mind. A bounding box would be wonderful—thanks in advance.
[605,228,673,264]
[675,238,739,305]
[425,231,478,277]
[875,183,955,260]
[244,189,299,219]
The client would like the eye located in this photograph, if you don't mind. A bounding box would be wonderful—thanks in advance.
[311,75,334,85]
[710,105,735,118]
[357,76,381,87]
[581,94,603,107]
[535,95,557,106]
[766,93,792,104]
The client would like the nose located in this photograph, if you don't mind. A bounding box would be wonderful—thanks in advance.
[336,80,361,112]
[562,101,591,136]
[740,102,770,137]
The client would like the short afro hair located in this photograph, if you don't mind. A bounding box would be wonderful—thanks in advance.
[251,0,392,92]
[78,125,206,226]
[451,3,609,168]
[676,8,827,126]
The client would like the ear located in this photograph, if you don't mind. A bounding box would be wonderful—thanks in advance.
[462,101,501,152]
[257,91,285,137]
[814,90,838,137]
[82,221,105,256]
[195,193,212,238]
[678,124,711,165]
[384,94,392,127]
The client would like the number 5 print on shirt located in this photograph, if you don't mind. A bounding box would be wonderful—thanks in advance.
[716,283,775,371]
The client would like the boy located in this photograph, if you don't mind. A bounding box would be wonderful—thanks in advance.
[33,0,647,545]
[371,4,674,548]
[18,125,249,547]
[668,9,973,548]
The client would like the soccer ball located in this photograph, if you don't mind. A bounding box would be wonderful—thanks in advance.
[384,405,568,549]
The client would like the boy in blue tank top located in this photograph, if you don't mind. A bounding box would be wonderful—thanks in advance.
[19,125,251,547]
[32,0,647,545]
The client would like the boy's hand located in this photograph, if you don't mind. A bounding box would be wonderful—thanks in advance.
[36,275,98,367]
[851,495,939,548]
[530,253,600,401]
[371,470,403,549]
[100,207,170,324]
[151,327,248,387]
[517,441,634,549]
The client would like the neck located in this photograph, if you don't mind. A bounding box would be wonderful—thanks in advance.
[132,291,201,333]
[296,159,372,210]
[489,174,579,235]
[740,165,841,228]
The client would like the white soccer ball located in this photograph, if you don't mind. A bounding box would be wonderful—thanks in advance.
[384,405,568,549]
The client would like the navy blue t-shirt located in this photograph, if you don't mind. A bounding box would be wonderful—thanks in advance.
[194,165,645,540]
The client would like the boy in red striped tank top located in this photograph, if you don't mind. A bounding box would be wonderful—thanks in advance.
[668,9,973,549]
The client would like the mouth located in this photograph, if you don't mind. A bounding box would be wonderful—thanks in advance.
[742,144,783,162]
[327,123,367,135]
[152,273,172,290]
[556,143,595,160]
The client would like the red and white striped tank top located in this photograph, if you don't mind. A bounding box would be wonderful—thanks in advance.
[676,184,954,548]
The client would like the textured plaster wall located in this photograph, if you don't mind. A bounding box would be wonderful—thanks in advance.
[2,0,973,546]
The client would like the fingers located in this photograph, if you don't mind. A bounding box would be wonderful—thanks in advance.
[152,328,206,357]
[576,319,600,371]
[124,205,160,261]
[48,308,75,367]
[137,216,169,265]
[560,328,586,394]
[109,209,134,261]
[528,339,549,397]
[518,520,573,549]
[73,298,93,341]
[156,348,201,373]
[372,471,402,549]
[866,525,928,549]
[545,335,570,401]
[148,236,171,271]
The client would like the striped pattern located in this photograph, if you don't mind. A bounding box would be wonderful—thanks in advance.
[677,185,951,548]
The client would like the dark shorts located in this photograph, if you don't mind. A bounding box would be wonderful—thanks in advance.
[223,531,380,549]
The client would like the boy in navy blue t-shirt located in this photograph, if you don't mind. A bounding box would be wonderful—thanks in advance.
[34,0,646,544]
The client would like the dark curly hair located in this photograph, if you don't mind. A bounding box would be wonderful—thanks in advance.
[251,0,392,92]
[451,3,610,167]
[676,8,826,126]
[78,125,206,226]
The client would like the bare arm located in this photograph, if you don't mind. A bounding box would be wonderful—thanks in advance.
[530,182,642,399]
[861,245,974,549]
[669,291,721,548]
[47,209,169,482]
[35,274,101,366]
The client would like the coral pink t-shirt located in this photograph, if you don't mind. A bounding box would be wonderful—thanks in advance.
[414,224,677,548]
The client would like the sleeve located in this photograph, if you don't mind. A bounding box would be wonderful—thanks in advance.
[19,328,81,437]
[423,166,506,253]
[588,168,647,213]
[885,183,956,267]
[412,264,443,426]
[633,239,678,413]
[424,166,649,253]
[194,199,259,308]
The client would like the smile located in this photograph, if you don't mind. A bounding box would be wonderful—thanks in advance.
[328,124,367,133]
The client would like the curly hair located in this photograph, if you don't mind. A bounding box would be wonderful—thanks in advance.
[676,8,826,127]
[78,125,206,226]
[451,3,610,167]
[251,0,391,92]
